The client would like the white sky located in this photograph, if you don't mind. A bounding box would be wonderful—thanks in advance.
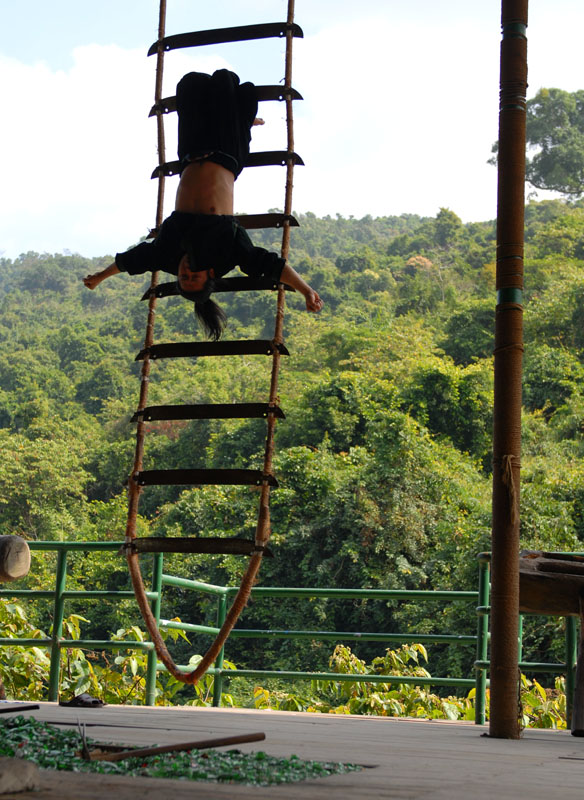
[1,0,582,259]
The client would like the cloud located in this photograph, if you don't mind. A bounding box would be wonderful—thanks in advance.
[289,14,501,222]
[1,47,149,258]
[0,46,242,259]
[2,3,577,260]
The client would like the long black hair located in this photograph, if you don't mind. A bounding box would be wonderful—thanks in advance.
[177,276,227,341]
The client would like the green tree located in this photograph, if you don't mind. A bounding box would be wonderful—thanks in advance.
[491,88,584,196]
[440,298,494,365]
[523,345,584,418]
[400,357,493,465]
[525,88,584,196]
[0,427,91,540]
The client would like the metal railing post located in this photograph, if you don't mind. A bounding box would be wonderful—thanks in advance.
[145,553,163,705]
[212,594,227,707]
[565,615,578,728]
[475,555,490,724]
[48,549,68,701]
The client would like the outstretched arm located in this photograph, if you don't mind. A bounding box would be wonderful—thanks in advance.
[83,262,120,290]
[280,264,323,313]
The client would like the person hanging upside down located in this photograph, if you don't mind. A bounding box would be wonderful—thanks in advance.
[83,69,323,339]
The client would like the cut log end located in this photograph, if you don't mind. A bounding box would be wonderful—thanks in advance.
[0,536,31,583]
[0,757,40,793]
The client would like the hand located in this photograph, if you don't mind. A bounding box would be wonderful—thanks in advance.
[304,288,323,313]
[83,273,102,290]
[278,264,323,312]
[252,117,265,126]
[82,263,119,290]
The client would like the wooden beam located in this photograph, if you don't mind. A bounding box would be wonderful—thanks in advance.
[490,0,529,740]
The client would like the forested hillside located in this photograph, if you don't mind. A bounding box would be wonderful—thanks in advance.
[2,199,584,679]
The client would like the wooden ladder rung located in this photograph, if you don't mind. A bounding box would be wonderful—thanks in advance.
[132,403,285,423]
[135,340,289,361]
[141,277,295,301]
[151,152,304,179]
[122,537,273,556]
[147,22,303,57]
[133,469,278,487]
[149,86,303,117]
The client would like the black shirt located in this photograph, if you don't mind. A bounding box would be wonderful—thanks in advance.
[115,212,285,282]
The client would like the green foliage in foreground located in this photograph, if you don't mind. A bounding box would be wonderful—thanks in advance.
[0,716,361,785]
[0,598,234,707]
[251,643,476,720]
[0,601,567,729]
[250,643,568,730]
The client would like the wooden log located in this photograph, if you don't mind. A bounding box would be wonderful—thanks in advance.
[519,572,583,616]
[0,758,40,794]
[519,551,584,616]
[0,536,30,583]
[571,598,584,736]
[517,551,584,735]
[533,559,584,577]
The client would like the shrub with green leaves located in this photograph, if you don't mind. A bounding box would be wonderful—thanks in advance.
[0,599,234,706]
[249,643,568,728]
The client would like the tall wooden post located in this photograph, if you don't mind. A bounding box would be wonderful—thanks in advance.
[489,0,528,739]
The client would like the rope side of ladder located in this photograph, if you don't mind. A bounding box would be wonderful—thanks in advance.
[123,0,299,685]
[189,2,298,682]
[124,0,185,682]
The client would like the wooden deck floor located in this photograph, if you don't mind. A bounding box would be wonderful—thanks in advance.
[2,702,584,799]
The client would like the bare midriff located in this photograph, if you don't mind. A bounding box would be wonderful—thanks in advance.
[174,160,235,215]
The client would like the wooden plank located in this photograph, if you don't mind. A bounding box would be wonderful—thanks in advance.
[123,537,273,557]
[136,340,290,361]
[147,23,303,57]
[132,404,284,423]
[151,152,304,179]
[14,704,584,800]
[520,552,584,615]
[148,87,303,117]
[134,469,278,488]
[146,215,298,240]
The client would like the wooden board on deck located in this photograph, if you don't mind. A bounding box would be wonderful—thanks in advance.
[3,703,584,799]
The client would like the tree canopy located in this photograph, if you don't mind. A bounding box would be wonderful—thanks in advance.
[2,197,584,680]
[491,87,584,197]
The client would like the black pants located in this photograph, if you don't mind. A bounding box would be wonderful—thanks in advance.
[176,70,258,179]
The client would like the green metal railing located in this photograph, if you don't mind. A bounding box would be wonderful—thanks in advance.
[0,542,162,705]
[0,542,578,724]
[159,573,483,709]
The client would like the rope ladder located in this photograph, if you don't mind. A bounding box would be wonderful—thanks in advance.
[123,0,302,685]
